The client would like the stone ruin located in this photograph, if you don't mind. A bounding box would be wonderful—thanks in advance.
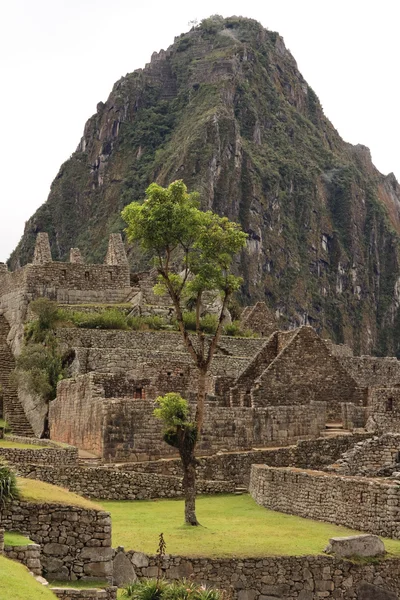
[3,232,400,597]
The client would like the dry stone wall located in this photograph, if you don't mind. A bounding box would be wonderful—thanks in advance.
[252,327,364,420]
[117,549,400,599]
[0,444,77,466]
[15,464,234,499]
[250,465,400,539]
[339,356,400,387]
[368,388,400,433]
[332,433,400,476]
[51,588,117,600]
[0,501,112,580]
[131,433,372,485]
[4,542,42,576]
[56,328,265,356]
[50,373,327,461]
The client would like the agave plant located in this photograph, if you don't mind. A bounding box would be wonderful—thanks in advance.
[0,462,19,506]
[121,579,167,600]
[121,579,225,600]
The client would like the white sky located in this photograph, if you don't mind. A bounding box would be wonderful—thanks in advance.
[0,0,399,262]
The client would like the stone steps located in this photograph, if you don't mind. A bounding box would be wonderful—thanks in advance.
[0,316,34,437]
[320,422,352,438]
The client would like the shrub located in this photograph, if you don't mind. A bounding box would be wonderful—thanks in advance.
[181,312,218,334]
[122,580,224,600]
[122,579,167,600]
[14,341,65,401]
[26,299,62,343]
[75,309,129,330]
[0,463,19,506]
[223,320,254,337]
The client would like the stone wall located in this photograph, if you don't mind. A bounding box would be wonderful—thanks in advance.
[339,356,400,387]
[252,327,365,420]
[51,588,117,600]
[250,464,400,539]
[0,445,77,466]
[70,348,249,391]
[116,549,400,599]
[0,501,112,580]
[332,433,400,476]
[56,328,265,356]
[131,433,372,485]
[50,375,106,457]
[368,387,400,433]
[50,373,327,461]
[4,542,42,576]
[15,464,235,499]
[229,331,295,407]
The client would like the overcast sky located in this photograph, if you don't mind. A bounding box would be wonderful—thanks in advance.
[0,0,399,262]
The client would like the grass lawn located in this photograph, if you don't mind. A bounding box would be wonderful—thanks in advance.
[0,440,47,449]
[17,478,102,510]
[0,555,57,599]
[100,494,400,558]
[49,580,108,589]
[4,531,32,546]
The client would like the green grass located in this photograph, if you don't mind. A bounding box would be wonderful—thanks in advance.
[17,478,102,510]
[0,555,57,599]
[4,531,32,546]
[49,580,108,589]
[0,440,47,449]
[100,494,400,558]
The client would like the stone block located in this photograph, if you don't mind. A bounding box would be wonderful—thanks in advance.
[113,551,137,586]
[324,535,385,558]
[357,582,397,600]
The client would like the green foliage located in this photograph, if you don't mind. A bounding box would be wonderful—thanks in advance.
[17,299,65,401]
[14,342,65,401]
[181,312,218,334]
[154,393,191,427]
[223,320,255,337]
[154,393,197,451]
[0,462,19,506]
[122,579,224,600]
[26,298,63,343]
[73,309,129,330]
[122,180,247,313]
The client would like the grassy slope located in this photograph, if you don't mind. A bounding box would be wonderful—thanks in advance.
[0,440,47,449]
[4,531,32,546]
[0,556,57,600]
[17,477,101,510]
[101,494,400,558]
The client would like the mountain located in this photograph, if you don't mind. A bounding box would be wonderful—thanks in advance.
[9,15,400,356]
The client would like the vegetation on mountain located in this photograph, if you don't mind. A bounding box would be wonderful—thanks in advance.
[9,15,400,355]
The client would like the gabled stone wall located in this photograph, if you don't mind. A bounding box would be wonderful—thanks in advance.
[252,327,364,419]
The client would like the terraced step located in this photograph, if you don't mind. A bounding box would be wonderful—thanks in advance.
[0,316,34,437]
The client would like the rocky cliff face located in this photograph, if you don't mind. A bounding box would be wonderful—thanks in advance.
[9,16,400,356]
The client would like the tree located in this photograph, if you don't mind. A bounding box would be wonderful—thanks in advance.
[122,180,247,525]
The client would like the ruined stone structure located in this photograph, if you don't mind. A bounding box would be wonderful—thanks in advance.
[250,464,400,539]
[2,232,400,460]
[0,500,113,580]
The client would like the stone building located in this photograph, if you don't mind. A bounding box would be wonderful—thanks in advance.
[2,232,400,458]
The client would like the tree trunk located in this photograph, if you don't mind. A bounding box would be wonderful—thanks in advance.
[195,368,207,434]
[178,427,200,526]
